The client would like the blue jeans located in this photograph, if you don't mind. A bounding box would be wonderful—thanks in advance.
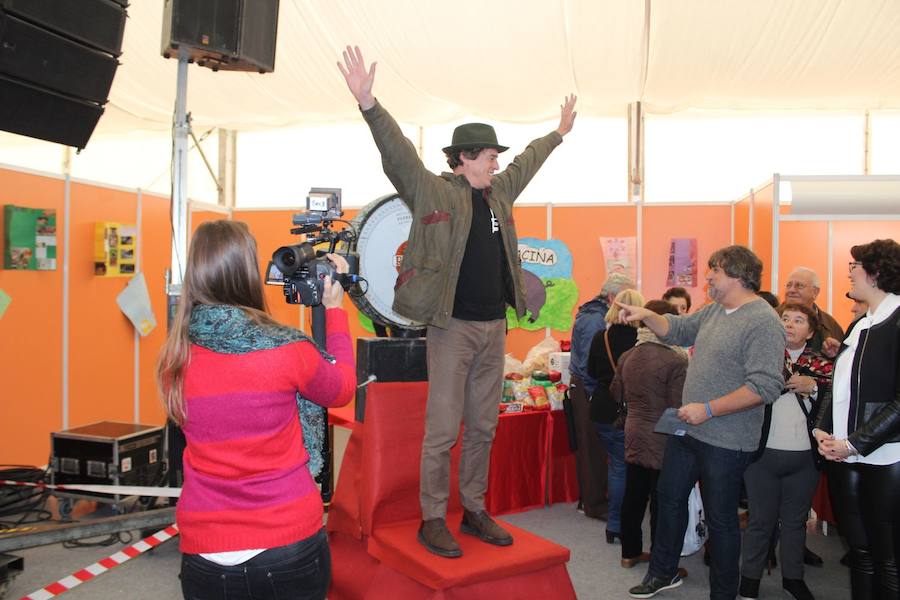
[648,435,752,600]
[180,528,331,600]
[594,422,626,534]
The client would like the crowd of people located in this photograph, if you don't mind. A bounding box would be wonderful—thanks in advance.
[570,241,900,600]
[156,44,899,600]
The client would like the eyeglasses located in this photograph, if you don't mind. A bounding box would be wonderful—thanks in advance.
[784,281,809,290]
[849,261,863,272]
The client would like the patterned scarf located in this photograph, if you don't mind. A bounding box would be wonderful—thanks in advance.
[187,304,332,477]
[635,326,689,360]
[783,345,834,395]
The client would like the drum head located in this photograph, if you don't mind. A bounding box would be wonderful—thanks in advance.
[350,194,425,331]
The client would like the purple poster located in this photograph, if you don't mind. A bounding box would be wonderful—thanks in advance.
[667,238,697,287]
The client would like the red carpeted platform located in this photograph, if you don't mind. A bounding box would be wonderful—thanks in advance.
[327,381,575,599]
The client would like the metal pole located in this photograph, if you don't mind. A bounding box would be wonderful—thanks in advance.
[310,305,333,506]
[169,52,190,299]
[165,53,191,499]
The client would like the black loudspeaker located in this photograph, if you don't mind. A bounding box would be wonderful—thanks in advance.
[355,337,428,422]
[161,0,279,73]
[0,0,127,149]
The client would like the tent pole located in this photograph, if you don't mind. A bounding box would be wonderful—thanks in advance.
[167,53,190,323]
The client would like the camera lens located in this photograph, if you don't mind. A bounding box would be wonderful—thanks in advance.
[273,243,315,277]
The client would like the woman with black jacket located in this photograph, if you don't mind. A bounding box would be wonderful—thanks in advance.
[587,288,644,546]
[813,238,900,600]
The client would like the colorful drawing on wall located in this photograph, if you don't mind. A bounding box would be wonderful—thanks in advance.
[507,238,579,332]
[3,205,57,270]
[94,222,137,277]
[599,236,636,280]
[667,238,698,287]
[116,272,157,335]
[0,288,10,320]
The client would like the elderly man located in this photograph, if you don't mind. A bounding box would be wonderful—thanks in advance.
[620,246,785,600]
[784,267,844,354]
[568,273,636,520]
[338,46,577,559]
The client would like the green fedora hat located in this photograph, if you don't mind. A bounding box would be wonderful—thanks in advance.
[442,122,509,153]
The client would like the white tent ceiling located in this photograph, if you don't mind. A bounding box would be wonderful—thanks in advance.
[103,0,900,136]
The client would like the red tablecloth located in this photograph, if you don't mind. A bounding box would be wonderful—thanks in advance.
[485,410,549,515]
[330,401,579,516]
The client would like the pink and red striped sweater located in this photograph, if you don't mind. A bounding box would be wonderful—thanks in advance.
[177,307,355,554]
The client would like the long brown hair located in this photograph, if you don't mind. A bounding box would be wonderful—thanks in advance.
[157,220,277,425]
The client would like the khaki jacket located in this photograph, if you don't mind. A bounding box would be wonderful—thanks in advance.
[362,101,562,328]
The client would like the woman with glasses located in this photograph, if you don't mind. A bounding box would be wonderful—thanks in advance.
[739,303,833,600]
[813,239,900,600]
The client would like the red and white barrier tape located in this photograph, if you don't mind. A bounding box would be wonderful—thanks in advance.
[19,524,179,600]
[1,479,181,498]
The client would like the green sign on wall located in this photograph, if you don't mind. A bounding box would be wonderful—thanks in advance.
[3,205,57,270]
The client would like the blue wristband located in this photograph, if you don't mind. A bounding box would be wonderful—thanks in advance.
[705,401,713,418]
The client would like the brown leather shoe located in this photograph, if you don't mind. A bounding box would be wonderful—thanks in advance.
[417,518,462,558]
[460,509,513,546]
[621,552,652,568]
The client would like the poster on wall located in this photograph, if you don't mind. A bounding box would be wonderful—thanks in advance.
[599,236,636,280]
[667,238,698,287]
[94,222,137,277]
[506,237,579,332]
[2,205,57,270]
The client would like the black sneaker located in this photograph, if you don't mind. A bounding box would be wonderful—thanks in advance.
[628,572,683,598]
[739,575,760,599]
[782,578,815,600]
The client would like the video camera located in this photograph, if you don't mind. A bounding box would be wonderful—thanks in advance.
[266,188,361,306]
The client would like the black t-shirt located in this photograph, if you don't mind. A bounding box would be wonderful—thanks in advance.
[452,188,508,321]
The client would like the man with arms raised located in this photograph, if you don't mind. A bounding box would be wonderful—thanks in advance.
[338,46,577,558]
[621,246,785,599]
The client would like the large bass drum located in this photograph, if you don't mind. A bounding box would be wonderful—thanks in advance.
[349,193,425,333]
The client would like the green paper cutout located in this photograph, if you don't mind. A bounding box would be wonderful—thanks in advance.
[0,289,10,319]
[507,277,579,332]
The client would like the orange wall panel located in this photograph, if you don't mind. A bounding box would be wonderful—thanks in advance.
[734,199,749,247]
[777,221,828,307]
[0,169,66,465]
[506,205,552,360]
[752,184,775,291]
[642,205,731,310]
[138,192,173,426]
[830,221,900,330]
[67,182,139,428]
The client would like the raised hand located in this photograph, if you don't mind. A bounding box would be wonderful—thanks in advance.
[556,94,577,136]
[337,45,376,110]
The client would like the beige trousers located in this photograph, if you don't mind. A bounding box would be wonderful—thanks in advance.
[419,317,507,520]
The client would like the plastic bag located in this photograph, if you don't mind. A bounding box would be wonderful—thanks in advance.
[681,482,708,556]
[522,336,561,374]
[504,353,526,377]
